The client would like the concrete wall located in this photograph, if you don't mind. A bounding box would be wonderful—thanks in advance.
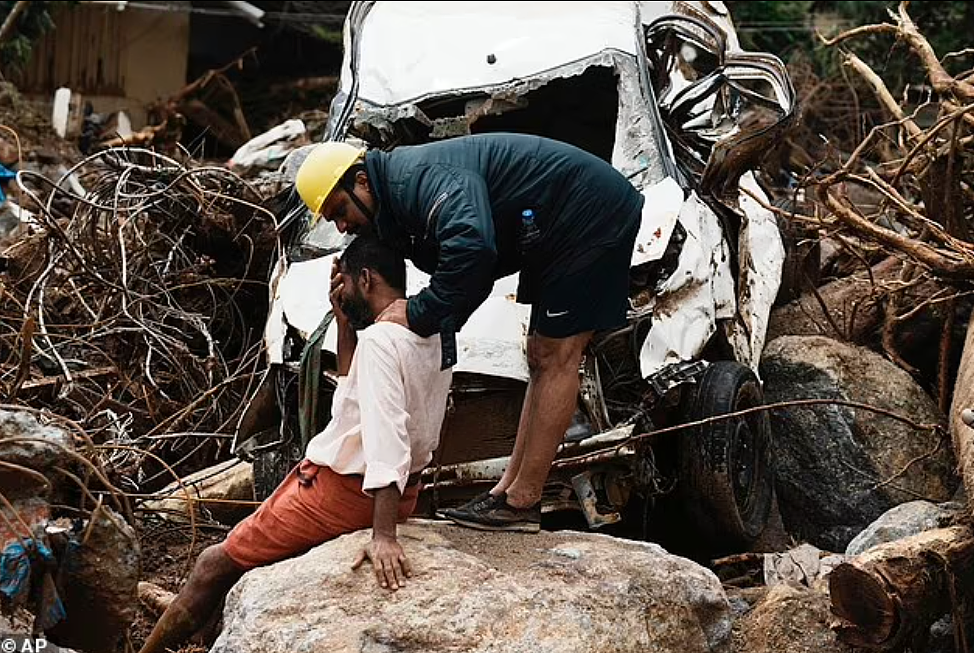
[16,4,190,129]
[118,7,190,108]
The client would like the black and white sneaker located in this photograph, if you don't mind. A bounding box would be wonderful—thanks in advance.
[439,491,541,533]
[435,490,492,520]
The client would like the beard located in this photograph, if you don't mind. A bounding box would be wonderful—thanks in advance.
[341,287,375,331]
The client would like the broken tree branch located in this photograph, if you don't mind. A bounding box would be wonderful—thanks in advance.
[844,51,923,140]
[894,2,974,102]
[817,185,974,279]
[818,22,898,48]
[0,1,29,45]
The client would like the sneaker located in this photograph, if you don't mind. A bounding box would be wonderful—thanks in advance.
[440,491,541,533]
[435,490,495,520]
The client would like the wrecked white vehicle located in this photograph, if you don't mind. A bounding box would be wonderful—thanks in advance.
[235,1,797,553]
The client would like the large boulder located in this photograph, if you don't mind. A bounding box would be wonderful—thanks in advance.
[213,521,732,653]
[760,336,956,551]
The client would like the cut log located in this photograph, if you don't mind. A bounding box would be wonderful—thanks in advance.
[140,459,256,525]
[767,256,943,344]
[949,316,974,518]
[828,525,974,650]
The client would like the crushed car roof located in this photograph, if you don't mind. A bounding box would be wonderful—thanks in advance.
[351,1,736,106]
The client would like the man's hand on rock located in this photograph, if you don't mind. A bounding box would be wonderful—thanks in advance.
[351,534,411,591]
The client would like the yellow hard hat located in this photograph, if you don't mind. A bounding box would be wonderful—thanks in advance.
[295,142,366,219]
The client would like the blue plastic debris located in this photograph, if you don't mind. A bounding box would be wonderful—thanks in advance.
[0,538,66,628]
[0,163,15,203]
[0,540,32,602]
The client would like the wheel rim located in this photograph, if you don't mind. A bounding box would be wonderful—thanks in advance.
[732,389,764,522]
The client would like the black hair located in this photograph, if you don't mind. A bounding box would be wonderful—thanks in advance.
[339,234,407,293]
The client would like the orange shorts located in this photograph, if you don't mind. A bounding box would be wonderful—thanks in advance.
[224,460,419,570]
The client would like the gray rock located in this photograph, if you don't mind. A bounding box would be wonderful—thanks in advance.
[845,500,958,555]
[0,410,73,499]
[279,143,317,181]
[0,202,20,240]
[760,336,956,551]
[727,594,753,619]
[762,543,848,589]
[213,521,732,653]
[928,614,956,653]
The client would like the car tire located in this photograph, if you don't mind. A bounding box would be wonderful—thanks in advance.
[678,360,774,551]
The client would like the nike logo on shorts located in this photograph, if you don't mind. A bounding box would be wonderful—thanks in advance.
[546,309,569,318]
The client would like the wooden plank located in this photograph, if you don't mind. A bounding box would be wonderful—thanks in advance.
[96,6,107,90]
[84,7,94,90]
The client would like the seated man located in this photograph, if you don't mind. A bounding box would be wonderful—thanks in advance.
[139,235,453,653]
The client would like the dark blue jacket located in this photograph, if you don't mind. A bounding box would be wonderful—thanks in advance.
[365,133,643,367]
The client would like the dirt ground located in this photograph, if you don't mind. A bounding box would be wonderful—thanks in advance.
[0,82,81,163]
[125,517,229,653]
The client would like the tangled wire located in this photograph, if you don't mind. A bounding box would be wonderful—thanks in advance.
[1,147,279,488]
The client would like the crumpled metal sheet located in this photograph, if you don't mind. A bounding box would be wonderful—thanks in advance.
[639,191,734,376]
[352,2,731,107]
[722,173,785,371]
[610,52,669,186]
[636,177,784,378]
[264,257,289,365]
[631,176,684,266]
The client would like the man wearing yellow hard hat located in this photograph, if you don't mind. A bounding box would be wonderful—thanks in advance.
[295,132,643,533]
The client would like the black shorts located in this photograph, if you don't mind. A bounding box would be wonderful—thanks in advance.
[519,231,637,339]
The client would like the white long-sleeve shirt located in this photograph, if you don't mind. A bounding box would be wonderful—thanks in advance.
[304,322,452,494]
